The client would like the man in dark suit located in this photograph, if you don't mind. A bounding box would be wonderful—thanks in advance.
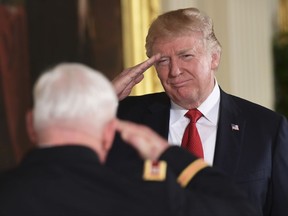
[107,7,288,216]
[0,63,258,215]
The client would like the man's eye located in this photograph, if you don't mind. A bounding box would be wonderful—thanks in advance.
[157,59,169,65]
[182,54,193,59]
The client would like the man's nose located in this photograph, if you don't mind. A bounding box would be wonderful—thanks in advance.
[169,59,181,77]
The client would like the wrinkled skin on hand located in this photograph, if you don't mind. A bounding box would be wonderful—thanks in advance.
[112,54,161,101]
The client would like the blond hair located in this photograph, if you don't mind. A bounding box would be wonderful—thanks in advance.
[145,8,221,57]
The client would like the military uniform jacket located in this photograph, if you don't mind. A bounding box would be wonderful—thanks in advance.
[0,145,258,216]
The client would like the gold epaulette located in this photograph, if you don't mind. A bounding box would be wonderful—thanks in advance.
[143,160,167,181]
[177,159,208,187]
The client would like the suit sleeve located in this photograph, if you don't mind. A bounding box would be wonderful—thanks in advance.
[270,116,288,216]
[160,146,260,216]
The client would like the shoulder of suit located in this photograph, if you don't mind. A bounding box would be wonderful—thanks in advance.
[126,92,167,100]
[221,89,283,119]
[120,92,169,105]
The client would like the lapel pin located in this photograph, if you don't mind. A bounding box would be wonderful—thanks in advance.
[231,124,239,131]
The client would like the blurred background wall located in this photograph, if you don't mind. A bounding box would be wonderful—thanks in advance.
[0,0,286,170]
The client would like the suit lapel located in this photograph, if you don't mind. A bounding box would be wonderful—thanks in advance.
[213,90,246,176]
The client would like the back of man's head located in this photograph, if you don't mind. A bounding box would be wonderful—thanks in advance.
[31,63,118,146]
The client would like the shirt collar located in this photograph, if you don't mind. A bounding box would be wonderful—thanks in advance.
[197,80,220,125]
[170,100,187,125]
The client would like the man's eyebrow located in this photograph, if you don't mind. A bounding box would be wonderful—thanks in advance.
[157,48,196,60]
[158,55,169,59]
[177,48,195,55]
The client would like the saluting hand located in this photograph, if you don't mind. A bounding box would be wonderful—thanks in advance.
[115,119,168,161]
[112,54,161,101]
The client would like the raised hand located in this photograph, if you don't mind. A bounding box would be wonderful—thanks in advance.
[115,119,168,161]
[112,54,161,101]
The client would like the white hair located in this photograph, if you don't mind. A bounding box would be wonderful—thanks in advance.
[33,63,118,133]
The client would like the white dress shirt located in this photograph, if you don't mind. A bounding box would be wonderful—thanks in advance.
[168,81,220,165]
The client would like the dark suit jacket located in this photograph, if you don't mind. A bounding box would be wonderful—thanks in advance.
[0,145,258,216]
[107,89,288,216]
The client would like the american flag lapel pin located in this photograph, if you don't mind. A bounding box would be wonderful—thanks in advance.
[231,124,239,131]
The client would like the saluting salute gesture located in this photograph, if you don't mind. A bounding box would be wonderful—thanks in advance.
[112,54,161,101]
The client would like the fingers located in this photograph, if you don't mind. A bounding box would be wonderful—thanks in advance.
[112,54,161,101]
[131,53,161,77]
[115,119,146,144]
[115,119,169,160]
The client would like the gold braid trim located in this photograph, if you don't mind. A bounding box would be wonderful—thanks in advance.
[177,159,208,188]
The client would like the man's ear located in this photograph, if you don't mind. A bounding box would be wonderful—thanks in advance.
[211,51,221,70]
[102,119,117,152]
[26,110,37,144]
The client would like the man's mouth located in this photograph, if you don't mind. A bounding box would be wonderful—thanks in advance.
[169,80,190,88]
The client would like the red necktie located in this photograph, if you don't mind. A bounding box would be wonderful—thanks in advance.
[181,109,204,158]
